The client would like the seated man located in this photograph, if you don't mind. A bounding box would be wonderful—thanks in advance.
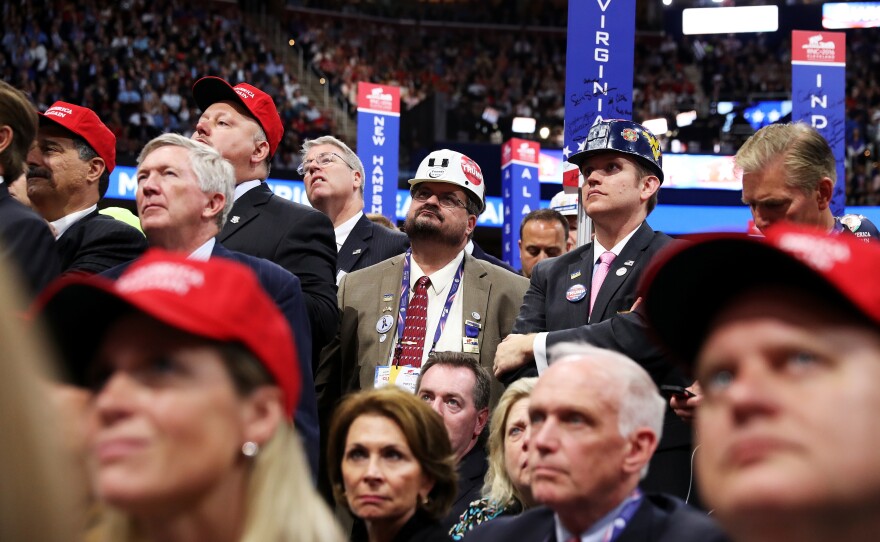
[415,353,491,528]
[468,343,727,542]
[643,224,880,542]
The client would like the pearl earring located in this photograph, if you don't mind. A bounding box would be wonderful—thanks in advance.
[241,441,260,457]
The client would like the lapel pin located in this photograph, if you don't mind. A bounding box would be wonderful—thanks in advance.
[616,268,627,276]
[570,270,582,279]
[624,260,634,266]
[383,306,393,313]
[566,284,587,302]
[376,315,394,333]
[383,293,394,302]
[379,333,388,343]
[471,311,481,321]
[352,248,362,255]
[230,216,240,224]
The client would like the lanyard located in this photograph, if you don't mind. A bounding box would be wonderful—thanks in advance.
[394,249,464,365]
[600,489,643,542]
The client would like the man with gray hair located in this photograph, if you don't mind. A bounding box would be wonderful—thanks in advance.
[300,135,408,280]
[468,343,728,542]
[102,133,320,476]
[738,122,877,240]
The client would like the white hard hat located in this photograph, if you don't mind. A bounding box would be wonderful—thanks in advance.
[409,149,486,213]
[549,190,579,216]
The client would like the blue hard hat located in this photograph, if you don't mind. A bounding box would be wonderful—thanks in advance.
[568,119,664,183]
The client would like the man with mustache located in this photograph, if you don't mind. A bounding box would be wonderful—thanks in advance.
[316,149,528,413]
[26,101,146,274]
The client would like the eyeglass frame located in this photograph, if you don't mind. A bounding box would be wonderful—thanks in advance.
[410,185,468,210]
[297,151,355,176]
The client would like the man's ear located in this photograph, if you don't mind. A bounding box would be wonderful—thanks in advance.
[816,177,834,211]
[639,175,661,204]
[251,139,270,167]
[474,407,489,438]
[465,213,477,238]
[85,157,106,185]
[0,125,13,156]
[621,427,658,476]
[204,192,226,221]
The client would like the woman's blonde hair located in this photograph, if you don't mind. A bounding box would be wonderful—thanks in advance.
[327,387,458,521]
[482,377,538,507]
[0,257,84,542]
[90,347,344,542]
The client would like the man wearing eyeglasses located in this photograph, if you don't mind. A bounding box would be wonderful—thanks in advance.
[300,135,408,282]
[316,149,529,414]
[191,76,338,371]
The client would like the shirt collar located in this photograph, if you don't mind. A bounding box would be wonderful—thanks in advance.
[335,211,363,250]
[188,237,216,261]
[233,179,263,202]
[409,250,465,296]
[52,204,98,240]
[592,223,641,266]
[554,494,633,542]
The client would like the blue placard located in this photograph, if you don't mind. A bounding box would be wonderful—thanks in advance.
[791,31,846,216]
[563,0,636,162]
[357,83,401,220]
[501,139,541,269]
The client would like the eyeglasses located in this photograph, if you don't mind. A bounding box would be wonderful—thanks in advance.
[411,186,467,209]
[297,151,354,176]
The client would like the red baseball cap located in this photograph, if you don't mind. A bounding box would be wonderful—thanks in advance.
[642,224,880,374]
[192,76,284,157]
[33,250,300,417]
[39,101,116,173]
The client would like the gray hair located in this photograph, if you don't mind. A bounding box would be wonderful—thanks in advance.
[137,133,235,228]
[548,343,665,478]
[734,122,836,193]
[416,352,491,412]
[300,135,365,196]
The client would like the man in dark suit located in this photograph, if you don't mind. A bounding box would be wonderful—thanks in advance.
[494,120,693,500]
[300,135,408,281]
[102,132,320,476]
[191,76,338,367]
[25,101,147,274]
[414,353,490,529]
[468,345,728,542]
[0,81,60,298]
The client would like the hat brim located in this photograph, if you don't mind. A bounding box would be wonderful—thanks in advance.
[568,148,664,183]
[192,76,247,114]
[642,234,858,375]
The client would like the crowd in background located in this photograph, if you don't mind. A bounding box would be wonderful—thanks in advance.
[3,0,880,201]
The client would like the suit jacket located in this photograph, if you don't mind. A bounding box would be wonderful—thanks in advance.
[337,214,408,275]
[509,221,693,497]
[56,209,147,274]
[102,242,320,478]
[219,182,339,361]
[443,444,489,531]
[470,241,518,274]
[466,495,729,542]
[317,252,529,414]
[0,183,60,298]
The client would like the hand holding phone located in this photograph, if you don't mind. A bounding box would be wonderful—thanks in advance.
[660,384,696,399]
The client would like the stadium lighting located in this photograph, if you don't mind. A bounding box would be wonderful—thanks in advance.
[512,116,537,134]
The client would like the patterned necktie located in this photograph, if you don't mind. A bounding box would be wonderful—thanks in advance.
[590,251,616,317]
[398,276,431,367]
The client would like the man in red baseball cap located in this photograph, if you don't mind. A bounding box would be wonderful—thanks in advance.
[26,101,146,274]
[642,224,880,542]
[191,76,337,369]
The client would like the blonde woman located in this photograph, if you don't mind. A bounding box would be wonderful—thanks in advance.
[450,378,538,538]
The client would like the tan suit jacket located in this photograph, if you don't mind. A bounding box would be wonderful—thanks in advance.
[317,252,528,414]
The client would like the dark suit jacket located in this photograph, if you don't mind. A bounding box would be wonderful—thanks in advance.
[56,209,147,274]
[219,182,338,364]
[102,242,320,478]
[470,241,518,274]
[0,183,60,298]
[466,495,729,542]
[509,221,694,498]
[443,444,489,531]
[337,214,408,275]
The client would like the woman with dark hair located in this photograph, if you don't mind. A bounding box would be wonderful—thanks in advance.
[328,387,458,542]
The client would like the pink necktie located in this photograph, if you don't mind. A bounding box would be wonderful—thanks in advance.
[398,276,431,367]
[590,251,616,317]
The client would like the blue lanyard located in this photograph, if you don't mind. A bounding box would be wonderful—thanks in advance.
[600,489,643,542]
[394,249,464,366]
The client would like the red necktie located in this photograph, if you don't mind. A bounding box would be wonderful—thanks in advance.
[398,276,431,367]
[590,251,616,317]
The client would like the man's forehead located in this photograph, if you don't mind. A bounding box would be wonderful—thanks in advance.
[420,364,476,394]
[531,361,615,408]
[305,143,341,158]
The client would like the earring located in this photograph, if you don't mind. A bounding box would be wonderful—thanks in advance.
[241,441,260,458]
[420,494,430,506]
